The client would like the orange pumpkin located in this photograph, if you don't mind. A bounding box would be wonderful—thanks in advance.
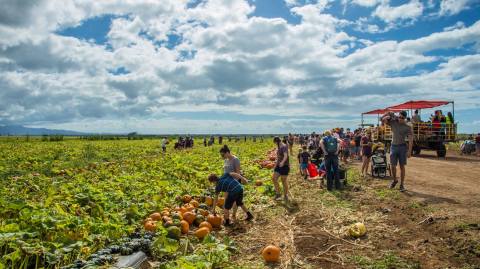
[199,221,213,232]
[262,245,280,263]
[150,212,162,221]
[144,217,153,223]
[189,199,200,208]
[216,198,225,207]
[194,227,210,239]
[182,195,192,203]
[207,214,222,228]
[205,196,213,206]
[185,204,195,212]
[180,220,189,234]
[144,221,157,232]
[183,212,196,225]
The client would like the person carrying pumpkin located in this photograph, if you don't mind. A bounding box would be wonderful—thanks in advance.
[208,173,254,226]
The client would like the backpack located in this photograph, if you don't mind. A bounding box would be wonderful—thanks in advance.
[324,136,338,154]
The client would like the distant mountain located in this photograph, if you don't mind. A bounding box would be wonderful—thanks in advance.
[0,125,87,136]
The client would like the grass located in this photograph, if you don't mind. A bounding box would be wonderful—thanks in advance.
[375,188,400,201]
[350,252,421,269]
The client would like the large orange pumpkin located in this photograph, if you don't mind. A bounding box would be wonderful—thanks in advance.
[207,214,222,228]
[262,245,280,262]
[195,227,210,239]
[182,195,192,203]
[150,212,162,221]
[183,212,196,225]
[180,220,189,234]
[199,221,213,232]
[144,221,157,232]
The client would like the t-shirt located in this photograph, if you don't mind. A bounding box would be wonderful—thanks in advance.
[361,136,372,155]
[215,174,243,195]
[223,156,240,174]
[354,135,361,147]
[388,120,413,145]
[276,143,289,166]
[161,139,167,147]
[299,151,311,164]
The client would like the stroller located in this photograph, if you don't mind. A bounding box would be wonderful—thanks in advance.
[370,144,390,178]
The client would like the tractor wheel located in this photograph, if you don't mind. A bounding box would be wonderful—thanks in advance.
[437,144,446,158]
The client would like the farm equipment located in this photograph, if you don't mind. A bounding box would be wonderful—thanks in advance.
[362,100,457,158]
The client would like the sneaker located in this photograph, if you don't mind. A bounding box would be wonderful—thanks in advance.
[274,194,282,201]
[389,180,398,189]
[399,185,406,192]
[245,212,254,221]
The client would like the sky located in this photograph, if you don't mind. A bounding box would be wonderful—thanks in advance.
[0,0,479,134]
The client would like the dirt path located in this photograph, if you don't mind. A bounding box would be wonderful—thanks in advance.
[229,150,480,269]
[398,151,480,219]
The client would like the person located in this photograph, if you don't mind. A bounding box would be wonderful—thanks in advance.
[219,136,223,145]
[381,111,413,192]
[208,173,253,226]
[320,130,341,191]
[288,133,294,154]
[203,137,207,147]
[298,145,311,180]
[446,112,454,138]
[272,136,290,201]
[476,133,480,157]
[354,130,362,160]
[412,110,421,123]
[220,145,247,222]
[341,134,351,164]
[360,130,373,177]
[161,137,168,153]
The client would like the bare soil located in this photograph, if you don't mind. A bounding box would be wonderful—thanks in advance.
[230,149,480,269]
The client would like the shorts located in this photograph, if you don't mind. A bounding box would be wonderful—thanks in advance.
[362,150,372,158]
[162,146,166,152]
[300,163,308,170]
[224,190,244,210]
[274,165,290,176]
[390,144,407,166]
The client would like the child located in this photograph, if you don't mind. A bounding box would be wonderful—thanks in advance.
[297,148,303,176]
[298,146,311,180]
[208,173,254,226]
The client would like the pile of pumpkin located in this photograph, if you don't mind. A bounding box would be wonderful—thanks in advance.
[255,149,277,169]
[143,195,224,241]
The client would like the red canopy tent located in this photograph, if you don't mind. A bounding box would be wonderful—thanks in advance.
[362,108,402,115]
[386,100,452,110]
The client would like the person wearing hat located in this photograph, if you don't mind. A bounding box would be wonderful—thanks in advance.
[272,136,290,201]
[381,111,413,192]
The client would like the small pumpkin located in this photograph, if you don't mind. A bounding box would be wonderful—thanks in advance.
[180,220,189,234]
[167,226,181,240]
[199,221,213,232]
[144,217,153,223]
[182,195,192,203]
[198,208,209,217]
[207,214,222,228]
[183,212,196,225]
[194,227,210,239]
[255,180,263,186]
[162,216,172,223]
[205,196,213,206]
[144,221,157,232]
[262,245,280,263]
[171,212,183,221]
[194,214,205,226]
[189,199,200,208]
[161,210,170,217]
[198,203,209,210]
[150,212,162,221]
[348,222,367,238]
[216,198,225,207]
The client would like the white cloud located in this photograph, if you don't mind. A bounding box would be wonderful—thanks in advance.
[373,0,424,23]
[439,0,471,16]
[444,21,466,31]
[351,0,381,7]
[0,0,479,133]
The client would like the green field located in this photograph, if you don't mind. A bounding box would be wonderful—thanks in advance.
[0,138,274,268]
